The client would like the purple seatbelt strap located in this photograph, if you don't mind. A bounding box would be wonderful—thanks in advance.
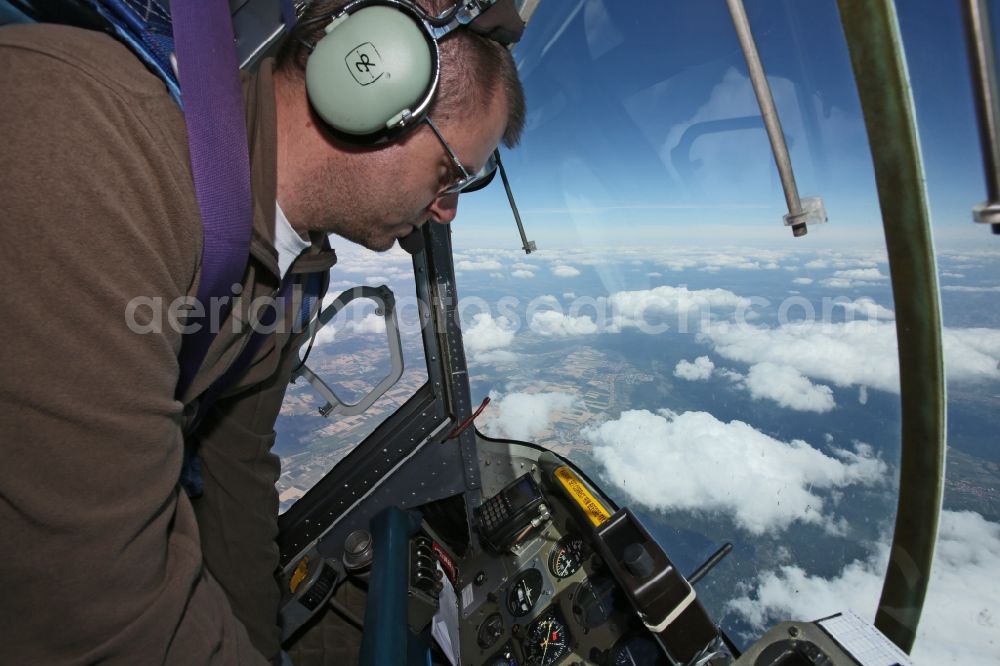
[171,0,254,398]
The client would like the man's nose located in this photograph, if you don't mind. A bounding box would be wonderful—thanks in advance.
[428,193,459,224]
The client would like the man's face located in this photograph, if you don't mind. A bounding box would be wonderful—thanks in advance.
[297,91,508,252]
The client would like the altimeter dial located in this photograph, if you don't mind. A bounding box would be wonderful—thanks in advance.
[524,612,571,666]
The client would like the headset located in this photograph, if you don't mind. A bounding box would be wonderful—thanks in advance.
[301,0,523,145]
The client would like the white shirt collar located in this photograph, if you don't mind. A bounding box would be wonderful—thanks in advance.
[273,201,311,279]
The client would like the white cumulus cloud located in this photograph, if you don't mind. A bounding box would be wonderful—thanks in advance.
[609,285,751,331]
[552,264,581,278]
[835,297,894,320]
[456,259,503,271]
[793,277,814,285]
[529,310,599,337]
[833,268,887,280]
[701,320,1000,394]
[674,356,715,381]
[311,311,386,346]
[821,267,889,288]
[743,362,836,413]
[474,350,519,365]
[586,410,886,534]
[727,510,1000,664]
[481,391,580,441]
[463,313,515,354]
[511,270,535,279]
[941,285,1000,293]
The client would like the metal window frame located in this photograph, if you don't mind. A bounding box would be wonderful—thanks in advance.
[277,221,482,569]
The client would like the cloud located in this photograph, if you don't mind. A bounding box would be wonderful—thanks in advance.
[552,264,581,277]
[744,362,836,413]
[512,262,536,271]
[834,297,894,320]
[511,270,535,279]
[608,285,751,331]
[529,310,599,337]
[474,350,519,365]
[727,510,1000,664]
[481,391,580,441]
[456,259,503,271]
[534,295,560,308]
[463,313,515,354]
[941,285,1000,293]
[793,277,814,285]
[701,320,1000,393]
[311,310,386,346]
[820,267,889,289]
[586,410,886,534]
[674,356,715,381]
[833,268,887,280]
[343,313,386,336]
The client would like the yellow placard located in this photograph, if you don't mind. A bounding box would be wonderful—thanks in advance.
[554,466,610,526]
[289,556,309,594]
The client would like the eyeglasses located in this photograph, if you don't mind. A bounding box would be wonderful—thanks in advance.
[424,116,498,195]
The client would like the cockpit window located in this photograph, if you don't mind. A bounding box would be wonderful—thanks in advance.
[453,0,1000,659]
[274,245,428,513]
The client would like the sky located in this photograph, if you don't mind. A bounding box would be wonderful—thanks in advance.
[451,0,996,250]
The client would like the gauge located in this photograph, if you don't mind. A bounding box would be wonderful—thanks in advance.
[478,612,505,650]
[548,536,586,579]
[507,568,544,617]
[523,611,571,666]
[571,576,627,630]
[611,635,667,666]
[485,642,519,666]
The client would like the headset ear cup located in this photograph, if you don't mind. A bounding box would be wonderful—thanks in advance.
[306,4,436,140]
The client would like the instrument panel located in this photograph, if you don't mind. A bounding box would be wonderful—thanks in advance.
[456,461,667,666]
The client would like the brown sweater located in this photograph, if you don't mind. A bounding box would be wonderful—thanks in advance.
[0,24,335,664]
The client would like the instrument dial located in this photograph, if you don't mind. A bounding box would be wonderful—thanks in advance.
[478,612,505,650]
[548,536,585,579]
[523,612,571,666]
[507,568,544,617]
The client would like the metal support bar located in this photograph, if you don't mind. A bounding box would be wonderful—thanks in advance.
[496,150,536,253]
[960,0,1000,234]
[836,0,946,653]
[725,0,826,236]
[687,542,733,586]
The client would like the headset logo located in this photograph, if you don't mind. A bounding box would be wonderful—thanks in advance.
[346,43,384,86]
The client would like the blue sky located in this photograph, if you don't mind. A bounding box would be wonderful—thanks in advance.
[453,0,996,250]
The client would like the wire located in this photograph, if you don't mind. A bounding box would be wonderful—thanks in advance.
[446,395,490,438]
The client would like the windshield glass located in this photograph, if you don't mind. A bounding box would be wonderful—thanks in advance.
[453,0,1000,661]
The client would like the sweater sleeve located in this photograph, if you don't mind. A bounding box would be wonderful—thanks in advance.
[0,28,269,665]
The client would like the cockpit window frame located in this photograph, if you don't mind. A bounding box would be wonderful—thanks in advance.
[277,223,485,568]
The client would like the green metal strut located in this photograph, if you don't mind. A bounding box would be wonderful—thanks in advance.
[836,0,947,653]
